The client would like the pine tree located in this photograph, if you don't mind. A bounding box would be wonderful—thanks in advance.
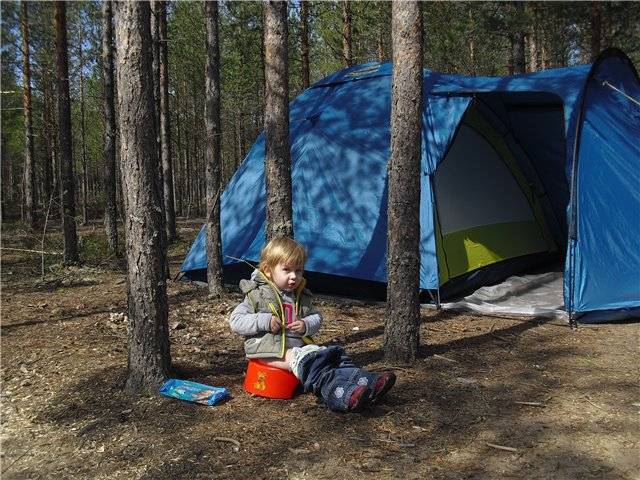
[55,1,79,263]
[20,1,36,229]
[264,0,293,240]
[384,0,423,364]
[114,0,171,393]
[204,0,223,296]
[102,0,118,254]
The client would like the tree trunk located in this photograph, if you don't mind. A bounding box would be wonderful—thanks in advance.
[514,31,526,73]
[21,1,36,230]
[114,0,171,394]
[507,36,515,75]
[41,94,53,207]
[384,0,422,365]
[102,0,118,255]
[204,0,224,296]
[526,4,538,72]
[174,106,183,216]
[78,23,89,225]
[300,0,310,89]
[55,1,79,263]
[264,0,293,241]
[590,2,602,61]
[540,29,551,70]
[342,1,353,67]
[158,1,176,243]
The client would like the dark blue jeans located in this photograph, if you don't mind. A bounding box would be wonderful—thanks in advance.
[296,345,376,411]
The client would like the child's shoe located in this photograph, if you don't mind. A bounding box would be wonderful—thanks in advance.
[371,371,396,404]
[346,385,371,411]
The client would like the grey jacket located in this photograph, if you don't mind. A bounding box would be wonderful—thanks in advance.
[229,270,323,359]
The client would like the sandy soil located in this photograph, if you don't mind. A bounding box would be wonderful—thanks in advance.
[2,221,639,480]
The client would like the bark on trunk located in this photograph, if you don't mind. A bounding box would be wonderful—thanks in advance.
[102,0,118,254]
[158,1,176,243]
[300,0,310,89]
[114,0,171,394]
[385,0,422,365]
[55,1,79,263]
[264,0,293,240]
[514,31,526,73]
[507,36,515,75]
[526,4,538,72]
[342,1,353,67]
[205,0,223,296]
[21,1,36,229]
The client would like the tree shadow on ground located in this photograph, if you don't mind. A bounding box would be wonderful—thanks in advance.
[27,308,637,480]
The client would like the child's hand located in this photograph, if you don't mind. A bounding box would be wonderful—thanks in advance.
[287,319,306,334]
[269,315,281,333]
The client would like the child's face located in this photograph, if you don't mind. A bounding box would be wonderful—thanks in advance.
[268,262,303,292]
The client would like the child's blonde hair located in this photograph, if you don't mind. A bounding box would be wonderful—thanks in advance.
[259,237,307,276]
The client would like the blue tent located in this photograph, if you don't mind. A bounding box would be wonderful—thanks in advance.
[181,49,640,323]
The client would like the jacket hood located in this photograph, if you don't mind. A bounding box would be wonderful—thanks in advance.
[239,269,307,295]
[239,269,268,294]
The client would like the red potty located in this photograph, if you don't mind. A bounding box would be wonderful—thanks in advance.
[244,359,300,399]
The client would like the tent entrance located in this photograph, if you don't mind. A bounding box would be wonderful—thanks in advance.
[433,93,568,300]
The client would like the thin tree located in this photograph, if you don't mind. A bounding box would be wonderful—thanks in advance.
[204,0,223,296]
[114,1,171,393]
[526,4,539,73]
[342,0,353,67]
[264,0,293,240]
[20,1,36,230]
[55,1,79,263]
[300,0,310,89]
[384,0,423,364]
[102,0,118,254]
[158,0,176,243]
[513,3,526,73]
[78,12,89,225]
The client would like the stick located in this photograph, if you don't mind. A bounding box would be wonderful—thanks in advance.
[486,442,518,452]
[432,354,458,363]
[514,401,545,407]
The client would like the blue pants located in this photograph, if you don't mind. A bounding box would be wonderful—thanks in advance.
[295,345,375,411]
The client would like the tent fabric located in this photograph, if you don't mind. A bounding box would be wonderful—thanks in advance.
[181,48,640,322]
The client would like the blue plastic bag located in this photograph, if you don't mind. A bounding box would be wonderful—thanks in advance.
[159,379,230,406]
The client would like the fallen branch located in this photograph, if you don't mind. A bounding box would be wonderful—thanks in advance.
[486,442,518,452]
[1,247,63,255]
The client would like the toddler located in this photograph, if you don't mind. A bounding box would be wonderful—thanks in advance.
[229,237,395,412]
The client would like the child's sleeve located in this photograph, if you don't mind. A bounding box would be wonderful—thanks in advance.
[301,307,323,337]
[228,296,272,336]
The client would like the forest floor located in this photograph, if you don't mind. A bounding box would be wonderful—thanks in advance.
[2,219,639,480]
